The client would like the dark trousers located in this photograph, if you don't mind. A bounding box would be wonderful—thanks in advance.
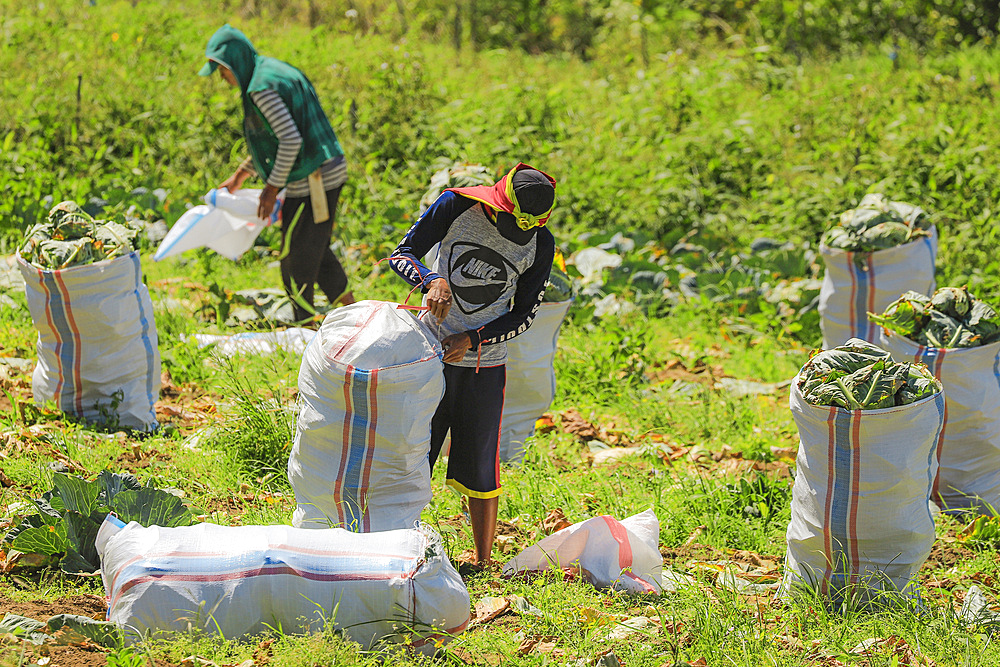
[280,186,348,322]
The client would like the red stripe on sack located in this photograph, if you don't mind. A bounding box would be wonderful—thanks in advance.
[113,565,413,607]
[329,304,381,362]
[847,252,857,337]
[35,270,65,400]
[53,271,84,415]
[600,515,632,570]
[360,369,379,532]
[848,410,862,583]
[821,407,838,595]
[109,545,417,597]
[620,570,657,594]
[408,616,472,648]
[333,366,355,524]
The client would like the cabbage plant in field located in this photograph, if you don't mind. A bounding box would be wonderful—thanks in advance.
[19,201,140,270]
[797,338,941,409]
[821,193,933,252]
[869,287,1000,348]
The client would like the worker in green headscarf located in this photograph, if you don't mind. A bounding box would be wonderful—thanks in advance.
[199,24,355,322]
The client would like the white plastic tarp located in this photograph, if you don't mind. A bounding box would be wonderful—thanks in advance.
[880,330,1000,514]
[184,327,316,358]
[17,252,160,431]
[288,301,445,532]
[96,514,470,649]
[818,226,937,349]
[502,509,662,594]
[782,379,945,601]
[499,300,572,463]
[153,188,282,262]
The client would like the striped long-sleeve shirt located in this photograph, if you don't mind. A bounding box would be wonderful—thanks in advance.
[240,89,347,198]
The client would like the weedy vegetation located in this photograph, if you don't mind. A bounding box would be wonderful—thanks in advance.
[3,1,1000,666]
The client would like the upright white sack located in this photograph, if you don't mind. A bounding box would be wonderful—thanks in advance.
[502,509,662,594]
[499,299,572,463]
[818,227,937,349]
[289,301,444,532]
[880,330,1000,513]
[97,515,470,648]
[17,252,160,431]
[783,381,945,601]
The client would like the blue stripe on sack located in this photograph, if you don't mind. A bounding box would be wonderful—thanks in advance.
[926,392,946,522]
[43,271,78,408]
[153,209,210,261]
[851,258,870,341]
[111,550,418,594]
[830,408,854,579]
[993,348,1000,394]
[342,369,371,531]
[922,235,936,288]
[131,254,158,427]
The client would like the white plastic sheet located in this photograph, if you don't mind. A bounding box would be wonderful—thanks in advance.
[153,188,282,262]
[502,509,662,594]
[817,226,937,349]
[499,300,572,463]
[97,515,470,649]
[782,379,944,601]
[288,301,444,532]
[880,330,1000,514]
[184,327,316,357]
[17,252,160,431]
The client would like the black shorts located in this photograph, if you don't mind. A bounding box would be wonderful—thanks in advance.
[428,364,506,498]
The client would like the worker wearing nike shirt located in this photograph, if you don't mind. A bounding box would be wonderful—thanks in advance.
[390,163,556,568]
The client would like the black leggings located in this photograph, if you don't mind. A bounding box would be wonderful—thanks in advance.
[280,187,348,322]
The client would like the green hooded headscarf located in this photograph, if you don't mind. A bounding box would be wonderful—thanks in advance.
[200,25,344,183]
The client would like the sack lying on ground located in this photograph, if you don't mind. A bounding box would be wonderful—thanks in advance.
[818,195,937,349]
[17,251,161,431]
[97,515,470,649]
[782,350,945,603]
[500,299,572,463]
[879,328,1000,514]
[153,188,282,262]
[288,301,444,532]
[502,509,662,594]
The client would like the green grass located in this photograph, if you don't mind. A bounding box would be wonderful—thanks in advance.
[3,2,1000,666]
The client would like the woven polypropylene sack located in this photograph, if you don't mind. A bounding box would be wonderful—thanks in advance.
[289,301,444,532]
[17,253,160,431]
[499,300,572,463]
[502,509,662,594]
[880,329,1000,513]
[96,515,470,649]
[818,227,937,349]
[782,380,944,601]
[153,188,280,262]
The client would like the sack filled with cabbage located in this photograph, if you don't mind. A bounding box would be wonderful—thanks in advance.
[796,338,941,409]
[822,194,932,252]
[19,201,140,270]
[869,287,1000,349]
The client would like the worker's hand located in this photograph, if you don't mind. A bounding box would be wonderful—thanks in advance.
[257,184,280,221]
[441,332,472,363]
[426,277,453,321]
[217,169,247,194]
